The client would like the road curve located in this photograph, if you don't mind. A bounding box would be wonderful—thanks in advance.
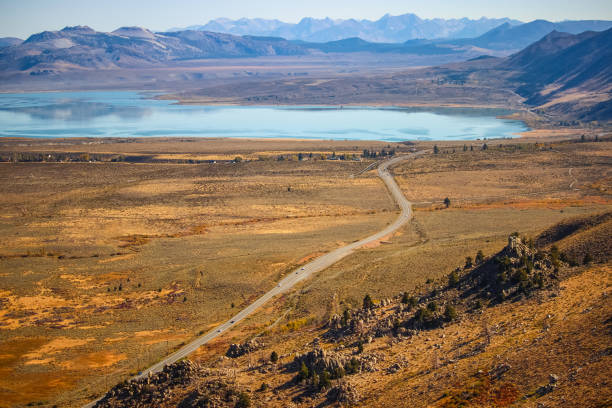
[85,152,419,407]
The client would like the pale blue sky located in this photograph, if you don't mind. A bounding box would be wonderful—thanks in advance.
[1,0,611,38]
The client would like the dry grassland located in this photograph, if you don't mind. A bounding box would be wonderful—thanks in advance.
[0,137,610,407]
[0,138,399,407]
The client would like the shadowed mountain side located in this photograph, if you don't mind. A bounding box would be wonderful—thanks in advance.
[506,28,612,120]
[450,19,612,50]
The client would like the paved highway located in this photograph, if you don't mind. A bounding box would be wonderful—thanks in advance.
[84,152,419,407]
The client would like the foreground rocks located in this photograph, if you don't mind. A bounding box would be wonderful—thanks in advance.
[94,361,244,408]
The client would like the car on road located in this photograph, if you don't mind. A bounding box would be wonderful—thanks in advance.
[230,320,235,324]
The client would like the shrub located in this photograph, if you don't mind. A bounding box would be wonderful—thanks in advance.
[512,269,529,283]
[333,366,345,379]
[346,357,360,374]
[444,305,457,321]
[402,294,418,308]
[475,250,484,264]
[533,273,544,288]
[444,197,451,208]
[415,307,432,323]
[583,253,593,265]
[258,382,269,392]
[362,294,374,309]
[427,301,438,312]
[465,256,473,268]
[235,392,250,408]
[448,271,459,287]
[270,351,278,363]
[341,309,351,326]
[357,341,364,354]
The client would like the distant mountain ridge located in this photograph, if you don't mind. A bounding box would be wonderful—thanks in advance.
[459,19,612,49]
[0,37,23,49]
[168,14,523,42]
[0,26,308,71]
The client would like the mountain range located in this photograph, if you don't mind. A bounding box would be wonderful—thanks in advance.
[2,18,611,73]
[168,14,523,43]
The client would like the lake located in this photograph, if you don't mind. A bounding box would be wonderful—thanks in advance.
[0,91,529,141]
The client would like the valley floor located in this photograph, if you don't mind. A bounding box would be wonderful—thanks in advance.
[0,134,610,407]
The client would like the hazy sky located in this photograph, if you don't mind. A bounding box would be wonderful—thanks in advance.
[1,0,611,38]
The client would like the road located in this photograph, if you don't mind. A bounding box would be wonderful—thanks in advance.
[84,152,419,407]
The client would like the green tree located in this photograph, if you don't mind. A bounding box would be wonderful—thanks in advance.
[234,156,242,163]
[319,370,332,390]
[297,361,309,382]
[427,301,438,313]
[357,341,364,354]
[270,351,278,363]
[444,197,451,208]
[433,145,439,154]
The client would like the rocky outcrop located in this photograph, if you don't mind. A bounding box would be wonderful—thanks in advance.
[95,360,202,407]
[294,348,350,374]
[327,381,360,405]
[226,338,263,358]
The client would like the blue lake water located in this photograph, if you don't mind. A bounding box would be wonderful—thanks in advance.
[0,91,529,141]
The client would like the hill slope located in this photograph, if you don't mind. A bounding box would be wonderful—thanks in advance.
[507,28,612,121]
[94,227,612,408]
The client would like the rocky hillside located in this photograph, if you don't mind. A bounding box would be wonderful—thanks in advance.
[93,221,611,407]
